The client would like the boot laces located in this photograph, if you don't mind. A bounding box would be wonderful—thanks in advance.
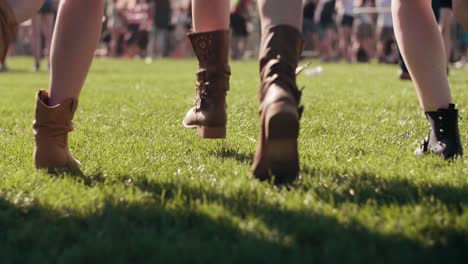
[194,80,210,112]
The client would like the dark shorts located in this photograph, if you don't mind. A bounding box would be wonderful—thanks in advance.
[127,24,149,50]
[318,22,336,39]
[341,14,354,27]
[230,14,248,37]
[441,0,452,8]
[378,26,394,42]
[38,2,56,14]
[356,22,374,40]
[356,48,369,62]
[303,18,317,34]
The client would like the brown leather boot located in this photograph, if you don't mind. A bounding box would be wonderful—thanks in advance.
[252,25,304,184]
[0,0,17,63]
[33,90,81,172]
[182,30,230,138]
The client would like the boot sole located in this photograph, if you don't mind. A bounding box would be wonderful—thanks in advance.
[265,101,299,183]
[197,126,226,139]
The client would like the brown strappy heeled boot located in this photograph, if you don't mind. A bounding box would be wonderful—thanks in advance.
[252,25,305,184]
[182,30,231,138]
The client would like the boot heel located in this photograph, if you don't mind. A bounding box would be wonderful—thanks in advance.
[267,139,298,183]
[265,102,299,139]
[264,102,300,183]
[197,126,226,139]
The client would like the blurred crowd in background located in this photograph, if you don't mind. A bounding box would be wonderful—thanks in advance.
[2,0,468,72]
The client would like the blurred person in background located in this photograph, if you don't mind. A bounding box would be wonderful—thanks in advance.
[169,2,192,58]
[31,0,57,71]
[352,0,375,62]
[302,0,320,54]
[315,0,337,61]
[1,0,104,172]
[230,0,253,60]
[125,0,150,58]
[106,0,126,57]
[146,0,172,63]
[337,0,354,62]
[375,0,396,63]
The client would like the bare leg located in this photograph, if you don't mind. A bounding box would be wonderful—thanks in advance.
[192,0,229,32]
[146,27,156,61]
[31,15,41,69]
[257,0,302,31]
[439,8,453,66]
[453,0,468,30]
[392,0,451,111]
[41,14,54,62]
[48,0,104,105]
[7,0,44,23]
[339,25,352,61]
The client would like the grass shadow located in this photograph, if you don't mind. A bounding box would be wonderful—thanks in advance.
[0,174,467,263]
[299,164,468,209]
[209,146,254,164]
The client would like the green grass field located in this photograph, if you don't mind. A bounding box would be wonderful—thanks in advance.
[0,57,467,263]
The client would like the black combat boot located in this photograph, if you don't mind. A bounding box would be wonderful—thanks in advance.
[415,104,463,160]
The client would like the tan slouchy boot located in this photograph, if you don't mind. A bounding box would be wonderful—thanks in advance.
[33,90,81,172]
[0,0,17,63]
[252,25,304,184]
[182,30,231,138]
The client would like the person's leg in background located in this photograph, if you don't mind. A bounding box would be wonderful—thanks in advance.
[1,0,44,64]
[439,0,454,69]
[321,26,335,61]
[182,0,231,138]
[338,17,353,62]
[453,0,468,30]
[252,0,304,183]
[156,28,169,58]
[230,13,243,60]
[145,25,156,63]
[376,27,387,63]
[40,12,54,69]
[31,3,55,72]
[392,0,463,159]
[31,14,42,71]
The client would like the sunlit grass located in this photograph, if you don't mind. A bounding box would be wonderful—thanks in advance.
[0,57,467,263]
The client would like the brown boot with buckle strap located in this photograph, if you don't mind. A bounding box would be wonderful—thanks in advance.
[0,0,17,63]
[33,90,81,173]
[252,25,304,184]
[182,30,231,138]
